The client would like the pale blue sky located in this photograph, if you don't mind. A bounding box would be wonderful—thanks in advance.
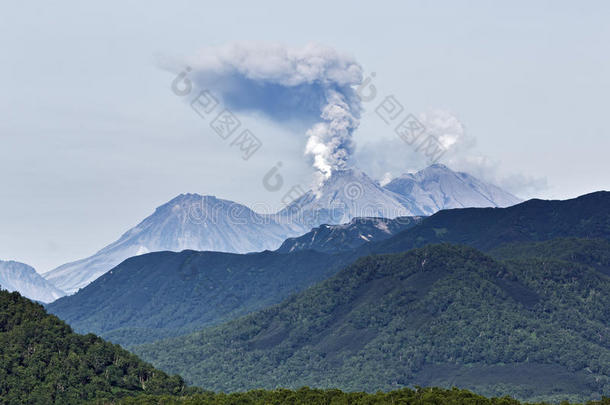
[1,1,609,271]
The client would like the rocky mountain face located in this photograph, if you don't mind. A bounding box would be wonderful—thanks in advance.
[276,216,422,253]
[0,260,64,303]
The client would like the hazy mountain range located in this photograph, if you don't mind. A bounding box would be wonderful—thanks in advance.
[41,164,520,295]
[45,217,419,345]
[30,190,610,402]
[47,191,609,349]
[0,260,65,303]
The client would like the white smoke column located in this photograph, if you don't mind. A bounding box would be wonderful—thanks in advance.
[176,42,363,178]
[305,89,359,176]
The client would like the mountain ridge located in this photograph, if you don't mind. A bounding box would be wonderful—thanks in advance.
[276,216,422,253]
[46,248,354,346]
[43,165,522,295]
[47,191,610,350]
[373,190,610,254]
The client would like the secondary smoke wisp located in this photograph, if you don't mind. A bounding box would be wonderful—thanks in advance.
[180,42,363,178]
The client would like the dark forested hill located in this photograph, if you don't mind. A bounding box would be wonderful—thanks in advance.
[0,289,188,404]
[373,191,610,254]
[488,237,610,273]
[134,241,610,403]
[47,249,353,346]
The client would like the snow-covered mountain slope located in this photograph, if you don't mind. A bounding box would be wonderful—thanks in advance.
[43,165,520,296]
[276,216,422,254]
[43,194,295,295]
[278,169,414,228]
[383,164,522,215]
[0,260,65,303]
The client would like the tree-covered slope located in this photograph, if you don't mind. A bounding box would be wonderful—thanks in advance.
[0,289,188,404]
[47,249,353,346]
[489,237,610,274]
[134,242,610,403]
[374,191,610,254]
[118,387,610,405]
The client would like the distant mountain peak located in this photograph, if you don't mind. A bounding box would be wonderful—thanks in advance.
[315,167,371,190]
[384,164,521,215]
[43,194,294,295]
[0,260,64,303]
[282,166,411,226]
[156,193,222,212]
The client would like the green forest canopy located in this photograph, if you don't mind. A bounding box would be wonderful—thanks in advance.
[0,288,191,404]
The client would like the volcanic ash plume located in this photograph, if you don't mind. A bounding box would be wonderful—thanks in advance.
[177,42,363,178]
